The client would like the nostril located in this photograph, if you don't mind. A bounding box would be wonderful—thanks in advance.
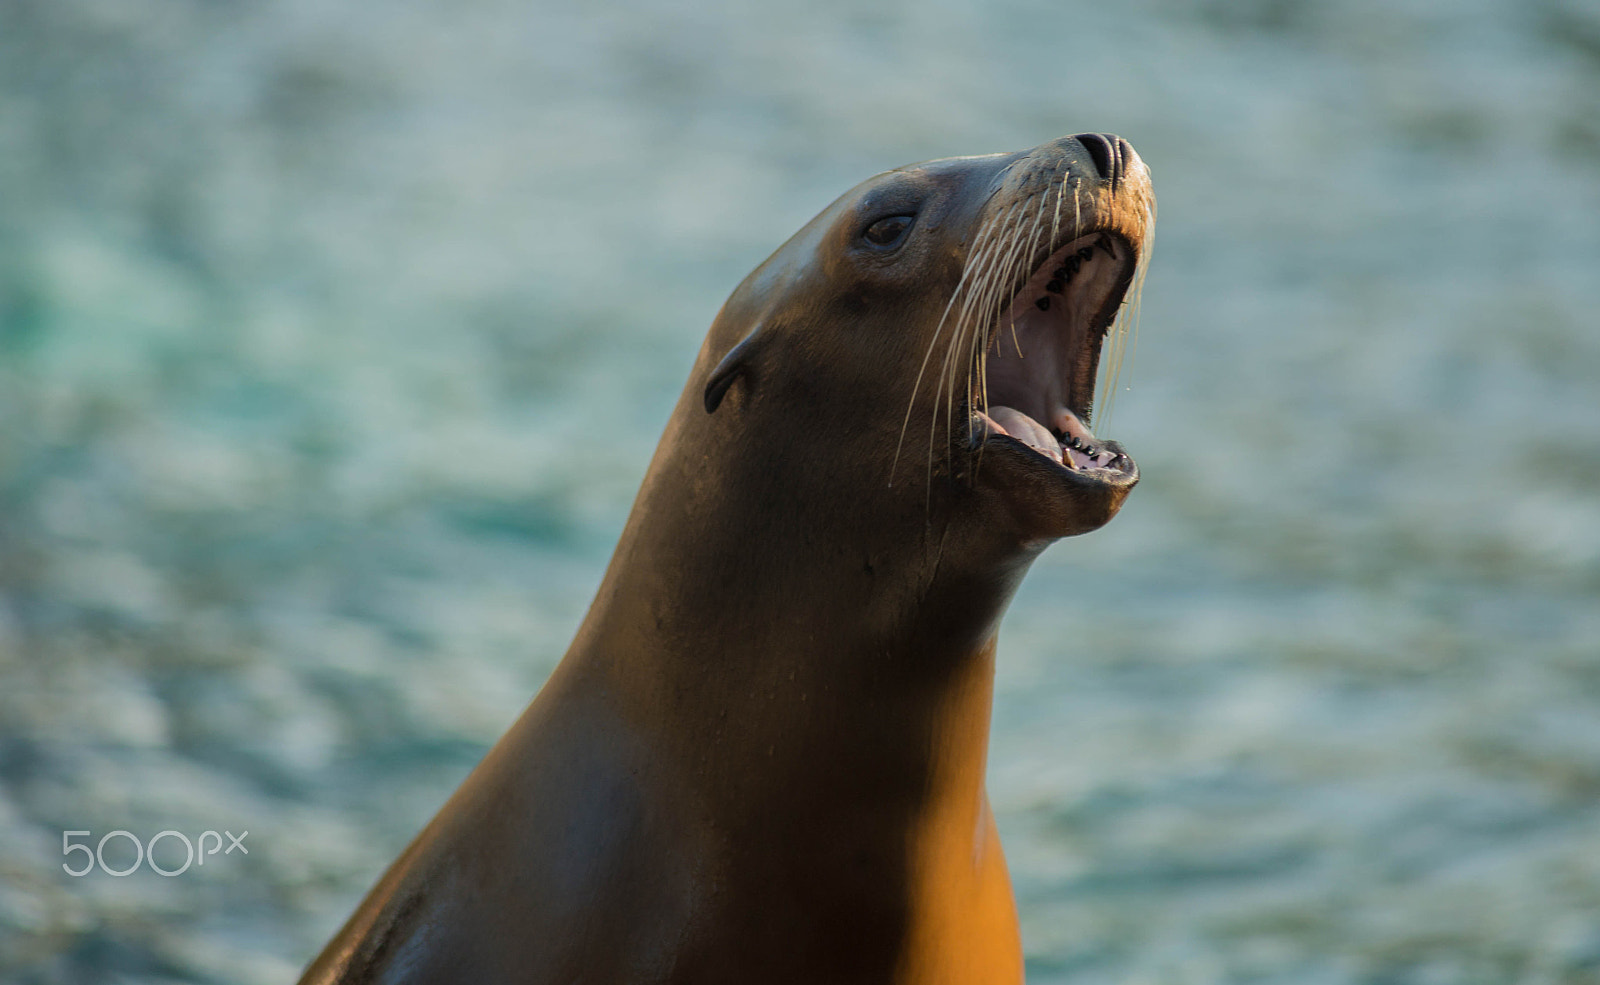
[1073,132,1123,187]
[1074,133,1115,181]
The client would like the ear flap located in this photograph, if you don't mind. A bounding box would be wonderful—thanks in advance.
[703,326,765,413]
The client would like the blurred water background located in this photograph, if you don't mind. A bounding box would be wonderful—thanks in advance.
[2,0,1598,982]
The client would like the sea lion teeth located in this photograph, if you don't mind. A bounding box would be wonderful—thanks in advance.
[1051,408,1097,447]
[1077,246,1094,262]
[1035,296,1050,310]
[1097,235,1116,258]
[1046,280,1063,294]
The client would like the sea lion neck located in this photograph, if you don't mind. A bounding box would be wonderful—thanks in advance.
[565,385,1040,707]
[547,367,1049,854]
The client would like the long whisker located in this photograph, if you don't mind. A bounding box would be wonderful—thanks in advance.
[959,230,1008,441]
[964,193,1040,469]
[972,182,1061,479]
[1049,166,1065,270]
[956,202,1032,471]
[897,217,1011,504]
[946,236,1012,463]
[1075,176,1086,244]
[892,209,1002,483]
[1012,184,1054,353]
[905,200,1020,499]
[939,203,1018,452]
[959,233,1008,443]
[1096,185,1155,425]
[982,192,1038,380]
[1091,186,1140,425]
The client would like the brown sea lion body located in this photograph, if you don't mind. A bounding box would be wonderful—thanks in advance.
[301,132,1155,984]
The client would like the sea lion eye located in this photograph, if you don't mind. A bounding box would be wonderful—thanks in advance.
[863,214,914,247]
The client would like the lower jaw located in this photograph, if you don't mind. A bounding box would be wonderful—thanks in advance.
[965,429,1140,541]
[971,408,1130,473]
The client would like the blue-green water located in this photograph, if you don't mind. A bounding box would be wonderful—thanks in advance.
[2,1,1598,982]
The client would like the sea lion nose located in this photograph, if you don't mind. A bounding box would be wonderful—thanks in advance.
[1072,132,1133,188]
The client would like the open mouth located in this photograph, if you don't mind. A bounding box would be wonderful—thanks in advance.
[974,230,1137,478]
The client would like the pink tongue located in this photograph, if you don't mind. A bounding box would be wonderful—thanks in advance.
[987,406,1062,464]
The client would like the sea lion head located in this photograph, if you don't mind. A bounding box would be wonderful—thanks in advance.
[690,133,1155,552]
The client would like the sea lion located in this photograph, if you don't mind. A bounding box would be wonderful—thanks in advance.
[300,132,1155,985]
